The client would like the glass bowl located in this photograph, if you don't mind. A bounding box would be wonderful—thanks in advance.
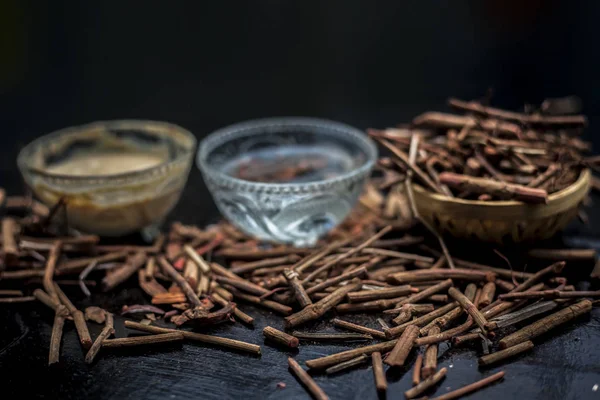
[17,120,196,237]
[197,117,377,246]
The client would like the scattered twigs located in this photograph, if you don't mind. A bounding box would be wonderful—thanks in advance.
[448,287,489,334]
[0,289,23,296]
[325,354,368,375]
[405,367,447,399]
[305,340,398,370]
[228,289,292,316]
[388,307,413,325]
[372,352,387,393]
[385,325,419,367]
[384,303,435,315]
[101,252,147,291]
[231,254,300,275]
[212,292,254,325]
[124,321,261,355]
[422,326,440,378]
[139,269,168,297]
[33,288,60,311]
[403,134,456,269]
[184,245,212,274]
[43,241,62,303]
[479,340,533,367]
[486,301,558,330]
[387,303,457,338]
[347,285,415,303]
[336,296,407,314]
[93,234,164,254]
[378,139,444,194]
[0,296,35,303]
[263,326,299,348]
[293,238,353,274]
[390,269,494,284]
[79,261,98,297]
[48,305,69,365]
[54,283,92,349]
[412,353,423,385]
[284,269,312,307]
[2,217,19,263]
[57,251,128,275]
[452,332,481,346]
[478,282,496,308]
[305,267,367,296]
[511,261,565,293]
[214,275,269,296]
[301,226,392,283]
[4,196,49,216]
[499,300,592,349]
[430,370,505,400]
[332,318,386,339]
[292,331,373,342]
[157,256,203,308]
[413,111,522,136]
[421,284,476,335]
[158,256,213,325]
[102,332,184,348]
[415,316,474,346]
[361,248,433,263]
[482,283,546,320]
[285,281,362,328]
[217,246,309,260]
[394,279,453,309]
[498,290,600,300]
[452,257,534,280]
[209,262,245,281]
[1,269,46,280]
[288,357,329,400]
[85,312,115,363]
[171,222,215,241]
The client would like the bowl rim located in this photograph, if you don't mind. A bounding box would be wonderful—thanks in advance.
[413,168,590,206]
[17,119,197,181]
[196,117,378,191]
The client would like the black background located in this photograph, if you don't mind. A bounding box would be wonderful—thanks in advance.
[1,1,600,399]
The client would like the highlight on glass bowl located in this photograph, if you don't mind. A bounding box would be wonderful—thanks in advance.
[18,120,196,237]
[197,117,378,247]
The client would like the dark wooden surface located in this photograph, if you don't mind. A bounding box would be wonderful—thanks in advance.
[3,2,600,398]
[2,167,600,400]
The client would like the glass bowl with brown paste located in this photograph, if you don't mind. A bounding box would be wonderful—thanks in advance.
[17,120,196,236]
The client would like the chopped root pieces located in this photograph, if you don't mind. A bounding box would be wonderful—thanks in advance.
[405,367,447,399]
[430,371,505,400]
[263,326,299,348]
[102,332,185,348]
[85,312,114,363]
[0,103,596,398]
[479,341,534,367]
[288,357,329,400]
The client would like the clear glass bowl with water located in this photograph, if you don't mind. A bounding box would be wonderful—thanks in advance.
[197,117,377,246]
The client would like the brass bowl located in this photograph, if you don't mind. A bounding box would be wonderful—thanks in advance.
[412,169,591,244]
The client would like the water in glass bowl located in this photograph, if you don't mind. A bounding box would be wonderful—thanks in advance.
[222,145,356,183]
[198,117,377,247]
